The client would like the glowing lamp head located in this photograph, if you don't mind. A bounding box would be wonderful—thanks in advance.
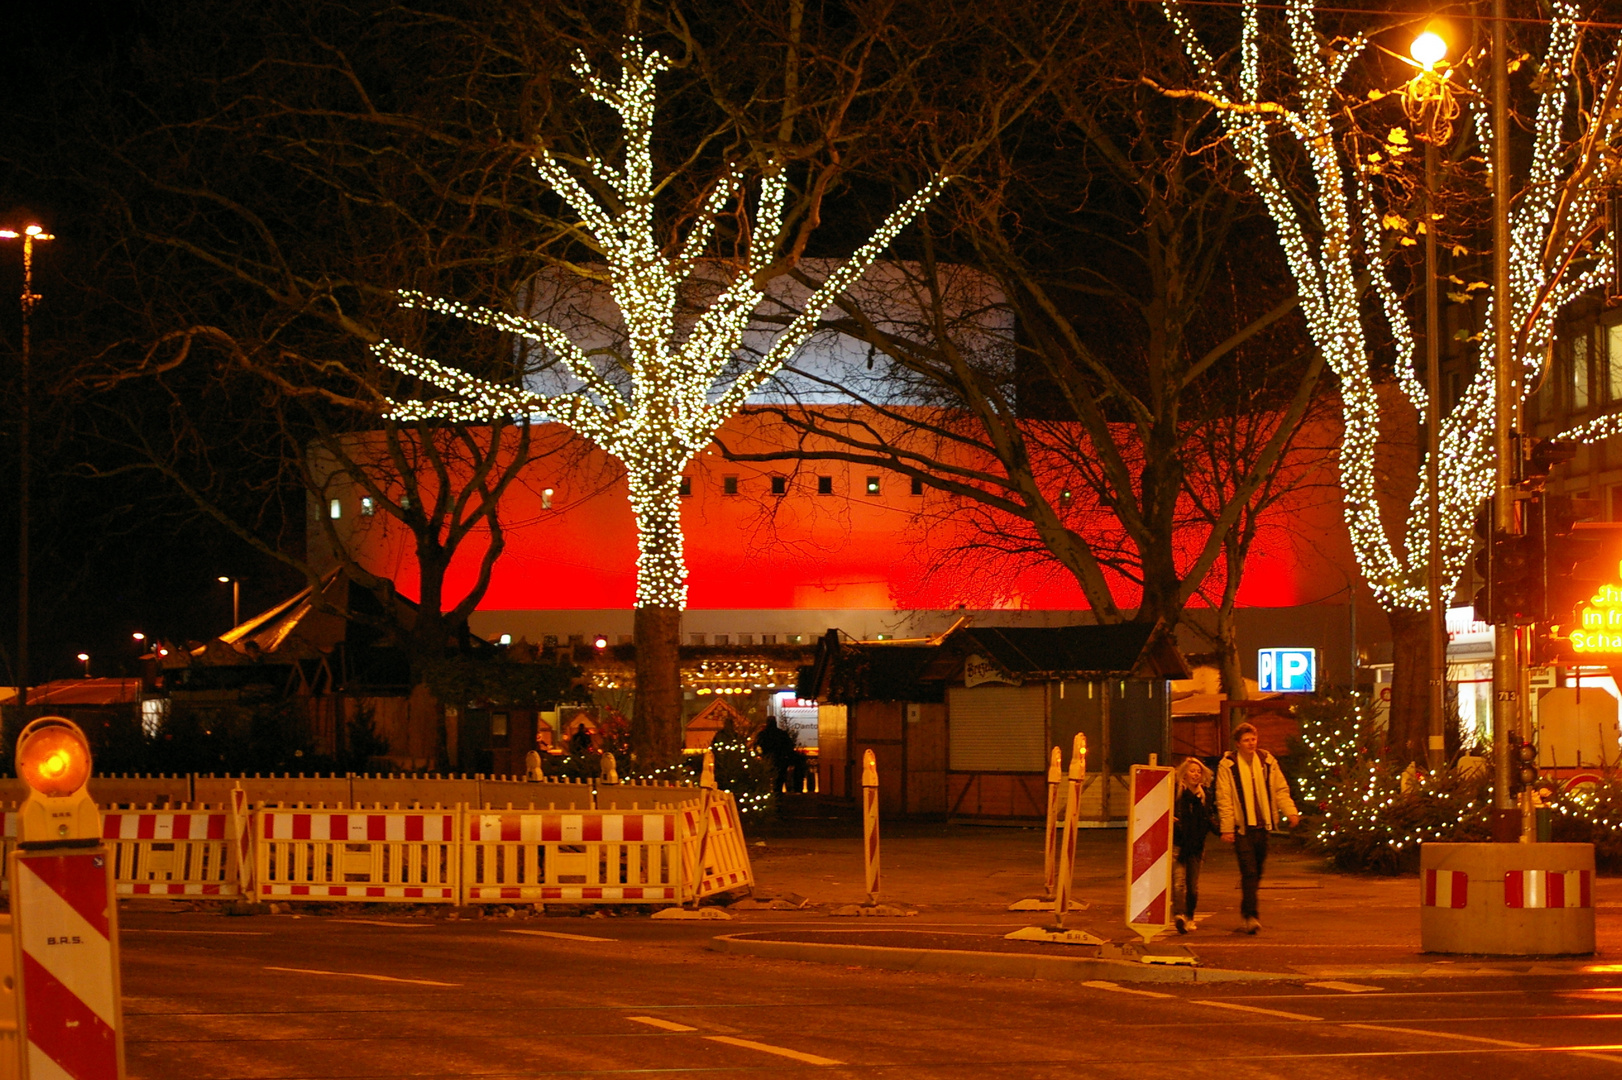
[16,718,92,798]
[593,635,609,650]
[1410,30,1447,69]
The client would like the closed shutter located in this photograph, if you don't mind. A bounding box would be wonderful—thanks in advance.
[948,685,1047,771]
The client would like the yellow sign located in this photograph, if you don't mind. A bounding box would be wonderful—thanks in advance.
[1567,568,1622,654]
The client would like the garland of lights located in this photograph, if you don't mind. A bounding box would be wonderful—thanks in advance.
[375,41,945,610]
[1164,0,1622,615]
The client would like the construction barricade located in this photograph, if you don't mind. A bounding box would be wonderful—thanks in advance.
[256,807,460,903]
[680,794,754,900]
[103,807,242,898]
[463,807,683,903]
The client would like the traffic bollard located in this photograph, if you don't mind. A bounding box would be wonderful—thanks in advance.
[689,750,717,910]
[11,716,125,1080]
[862,749,880,905]
[1006,734,1103,945]
[1007,747,1064,911]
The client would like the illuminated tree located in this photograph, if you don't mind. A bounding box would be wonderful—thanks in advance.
[1164,0,1622,761]
[375,41,943,766]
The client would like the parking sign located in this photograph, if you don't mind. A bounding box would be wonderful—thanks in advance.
[1258,648,1316,693]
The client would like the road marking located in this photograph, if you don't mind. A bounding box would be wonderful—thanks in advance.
[1082,980,1174,999]
[263,966,460,987]
[505,929,616,943]
[1341,1023,1535,1048]
[1305,981,1382,993]
[704,1035,844,1066]
[626,1016,699,1032]
[1193,1000,1321,1021]
[121,929,268,935]
[332,919,432,928]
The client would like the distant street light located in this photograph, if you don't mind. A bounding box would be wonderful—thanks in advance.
[76,653,89,678]
[1410,30,1448,70]
[131,632,145,644]
[0,222,54,715]
[217,576,241,628]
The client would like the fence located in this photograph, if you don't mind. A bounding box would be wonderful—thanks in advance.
[0,790,751,908]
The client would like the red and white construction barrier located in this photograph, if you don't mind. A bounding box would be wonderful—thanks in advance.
[103,809,238,897]
[1423,868,1469,909]
[1505,869,1592,909]
[1125,764,1174,943]
[465,810,681,902]
[258,809,460,902]
[13,848,125,1080]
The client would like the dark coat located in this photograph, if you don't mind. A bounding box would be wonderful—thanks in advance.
[1173,785,1215,860]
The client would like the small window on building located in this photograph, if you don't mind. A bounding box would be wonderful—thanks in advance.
[817,475,833,495]
[738,633,754,646]
[140,697,170,739]
[761,634,777,645]
[691,633,707,645]
[1059,488,1072,505]
[910,477,924,496]
[542,487,554,509]
[568,634,584,646]
[679,476,692,497]
[400,493,412,511]
[865,476,881,496]
[360,496,376,516]
[499,633,512,645]
[787,634,803,645]
[1608,323,1622,402]
[723,475,739,496]
[543,635,559,648]
[771,476,787,496]
[1574,333,1592,409]
[329,498,342,520]
[714,634,730,646]
[491,712,509,738]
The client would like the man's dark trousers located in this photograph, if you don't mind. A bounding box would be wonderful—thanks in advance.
[1234,828,1269,919]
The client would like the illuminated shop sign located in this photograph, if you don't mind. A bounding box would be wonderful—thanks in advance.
[1258,648,1316,693]
[1568,580,1622,654]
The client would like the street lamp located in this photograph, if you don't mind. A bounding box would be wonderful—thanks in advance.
[76,653,89,678]
[1403,28,1456,771]
[0,222,53,716]
[217,576,240,628]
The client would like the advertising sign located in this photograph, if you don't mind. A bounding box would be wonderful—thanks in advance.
[1258,648,1316,694]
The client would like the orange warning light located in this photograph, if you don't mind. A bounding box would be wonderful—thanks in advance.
[16,719,92,798]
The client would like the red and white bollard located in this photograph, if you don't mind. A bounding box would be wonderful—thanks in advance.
[1008,746,1064,911]
[11,716,125,1080]
[862,749,881,905]
[1125,761,1176,944]
[1006,734,1102,944]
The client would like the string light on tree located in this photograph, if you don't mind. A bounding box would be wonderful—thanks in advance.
[1163,0,1622,619]
[375,40,945,611]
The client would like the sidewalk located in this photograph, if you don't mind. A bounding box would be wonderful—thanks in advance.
[728,820,1622,982]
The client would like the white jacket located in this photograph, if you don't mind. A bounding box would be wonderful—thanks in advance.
[1215,749,1298,835]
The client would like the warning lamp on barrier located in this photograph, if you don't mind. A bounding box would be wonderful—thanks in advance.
[15,715,101,845]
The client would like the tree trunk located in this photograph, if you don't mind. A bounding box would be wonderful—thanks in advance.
[1385,608,1432,767]
[632,606,683,770]
[1215,604,1248,701]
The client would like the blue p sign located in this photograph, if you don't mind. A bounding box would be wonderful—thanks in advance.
[1258,648,1316,693]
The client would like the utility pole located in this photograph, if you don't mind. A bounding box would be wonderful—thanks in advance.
[0,223,52,719]
[1489,0,1522,840]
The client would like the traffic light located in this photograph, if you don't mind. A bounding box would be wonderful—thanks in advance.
[1542,493,1606,627]
[1507,731,1540,796]
[1524,437,1578,490]
[15,716,100,845]
[1474,526,1544,624]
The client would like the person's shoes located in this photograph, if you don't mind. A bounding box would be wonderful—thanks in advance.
[1175,915,1188,934]
[1243,917,1261,935]
[1185,919,1199,931]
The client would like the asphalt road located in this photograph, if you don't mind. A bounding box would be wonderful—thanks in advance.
[121,909,1622,1079]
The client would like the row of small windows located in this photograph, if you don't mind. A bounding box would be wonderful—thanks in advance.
[498,632,808,648]
[329,475,927,519]
[684,474,925,497]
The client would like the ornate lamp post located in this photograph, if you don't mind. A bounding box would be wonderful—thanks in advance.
[0,223,54,717]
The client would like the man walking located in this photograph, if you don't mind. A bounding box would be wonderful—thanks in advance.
[1216,722,1299,934]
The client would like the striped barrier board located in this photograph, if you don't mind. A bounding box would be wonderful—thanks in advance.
[464,810,680,902]
[104,809,239,897]
[1505,869,1592,909]
[1423,868,1468,909]
[680,794,754,901]
[1125,765,1174,942]
[258,810,459,902]
[12,847,126,1080]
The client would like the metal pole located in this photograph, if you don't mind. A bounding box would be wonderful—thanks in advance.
[1425,135,1447,772]
[232,580,240,628]
[17,233,34,717]
[1491,0,1520,828]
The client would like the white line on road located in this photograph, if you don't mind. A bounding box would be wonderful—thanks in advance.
[1193,1000,1322,1022]
[1340,1023,1534,1048]
[122,929,268,935]
[505,929,616,943]
[704,1035,844,1066]
[263,966,460,987]
[626,1016,698,1032]
[1082,980,1174,999]
[1305,981,1383,993]
[332,919,433,928]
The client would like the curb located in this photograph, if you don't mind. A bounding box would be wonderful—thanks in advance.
[710,932,1291,984]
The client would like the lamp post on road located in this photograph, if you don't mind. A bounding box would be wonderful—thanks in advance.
[218,576,240,629]
[0,222,53,718]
